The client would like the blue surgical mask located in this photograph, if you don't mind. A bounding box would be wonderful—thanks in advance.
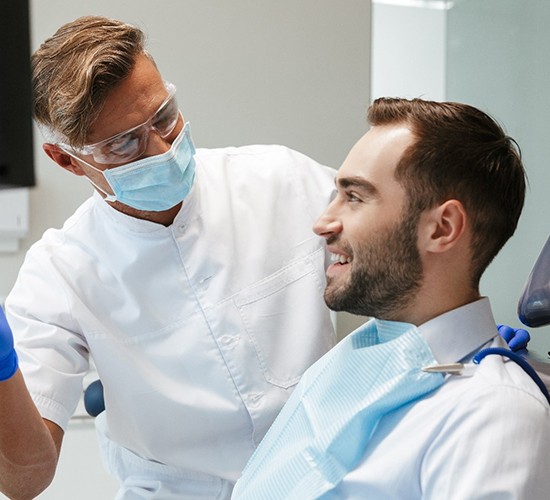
[67,122,196,212]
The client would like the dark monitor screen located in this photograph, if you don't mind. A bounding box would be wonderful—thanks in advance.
[0,0,35,188]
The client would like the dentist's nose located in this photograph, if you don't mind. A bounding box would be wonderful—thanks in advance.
[144,129,172,157]
[143,115,184,157]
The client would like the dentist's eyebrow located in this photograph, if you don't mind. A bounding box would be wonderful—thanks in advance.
[336,176,378,196]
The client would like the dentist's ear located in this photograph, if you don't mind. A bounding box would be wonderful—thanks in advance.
[42,143,87,176]
[420,199,467,254]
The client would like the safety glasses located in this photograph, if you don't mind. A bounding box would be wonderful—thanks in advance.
[66,82,180,165]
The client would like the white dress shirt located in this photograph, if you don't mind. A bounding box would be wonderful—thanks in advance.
[7,144,336,497]
[322,298,550,499]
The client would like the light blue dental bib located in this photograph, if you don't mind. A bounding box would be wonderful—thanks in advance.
[232,319,444,500]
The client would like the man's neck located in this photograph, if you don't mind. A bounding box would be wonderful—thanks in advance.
[389,288,481,327]
[110,200,182,227]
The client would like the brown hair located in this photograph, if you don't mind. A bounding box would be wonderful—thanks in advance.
[32,15,151,147]
[368,97,526,285]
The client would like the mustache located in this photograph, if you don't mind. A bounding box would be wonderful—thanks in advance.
[326,235,353,256]
[326,235,338,246]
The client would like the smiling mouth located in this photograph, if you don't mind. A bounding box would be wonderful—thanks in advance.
[330,252,352,265]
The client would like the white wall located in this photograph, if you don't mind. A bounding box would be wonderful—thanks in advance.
[0,1,371,498]
[372,0,447,100]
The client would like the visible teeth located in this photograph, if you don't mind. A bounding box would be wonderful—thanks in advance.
[331,253,351,264]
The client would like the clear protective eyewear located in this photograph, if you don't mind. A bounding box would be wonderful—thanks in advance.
[66,82,180,165]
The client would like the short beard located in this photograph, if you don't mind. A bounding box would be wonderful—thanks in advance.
[324,212,423,319]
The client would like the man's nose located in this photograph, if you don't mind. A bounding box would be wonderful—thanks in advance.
[313,208,343,238]
[143,129,172,157]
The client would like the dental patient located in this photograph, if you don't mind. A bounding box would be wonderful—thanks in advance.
[232,98,550,499]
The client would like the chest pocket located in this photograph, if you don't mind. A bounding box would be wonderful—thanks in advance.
[234,250,334,389]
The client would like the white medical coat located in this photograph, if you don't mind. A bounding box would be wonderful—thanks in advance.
[7,144,337,497]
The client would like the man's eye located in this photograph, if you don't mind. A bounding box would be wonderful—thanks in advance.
[106,134,137,155]
[153,110,172,130]
[346,191,361,202]
[153,99,178,132]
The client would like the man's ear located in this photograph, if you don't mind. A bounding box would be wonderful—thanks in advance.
[42,143,87,176]
[420,199,467,254]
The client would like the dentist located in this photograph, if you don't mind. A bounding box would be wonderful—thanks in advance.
[1,15,336,499]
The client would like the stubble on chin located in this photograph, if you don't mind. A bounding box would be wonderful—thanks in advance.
[323,274,347,312]
[323,214,423,319]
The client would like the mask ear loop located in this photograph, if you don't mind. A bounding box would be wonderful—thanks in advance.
[58,146,118,202]
[84,176,118,203]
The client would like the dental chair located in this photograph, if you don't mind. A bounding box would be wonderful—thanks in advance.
[518,234,550,388]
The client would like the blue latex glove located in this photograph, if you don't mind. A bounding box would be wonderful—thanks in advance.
[497,324,530,352]
[0,307,18,381]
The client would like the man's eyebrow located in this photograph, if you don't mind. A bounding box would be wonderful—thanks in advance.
[335,176,377,195]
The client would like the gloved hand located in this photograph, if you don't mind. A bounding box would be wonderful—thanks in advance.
[0,307,18,381]
[497,324,530,352]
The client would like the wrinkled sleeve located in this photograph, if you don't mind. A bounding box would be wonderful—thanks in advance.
[6,240,90,431]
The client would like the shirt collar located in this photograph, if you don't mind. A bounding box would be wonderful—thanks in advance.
[418,297,497,364]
